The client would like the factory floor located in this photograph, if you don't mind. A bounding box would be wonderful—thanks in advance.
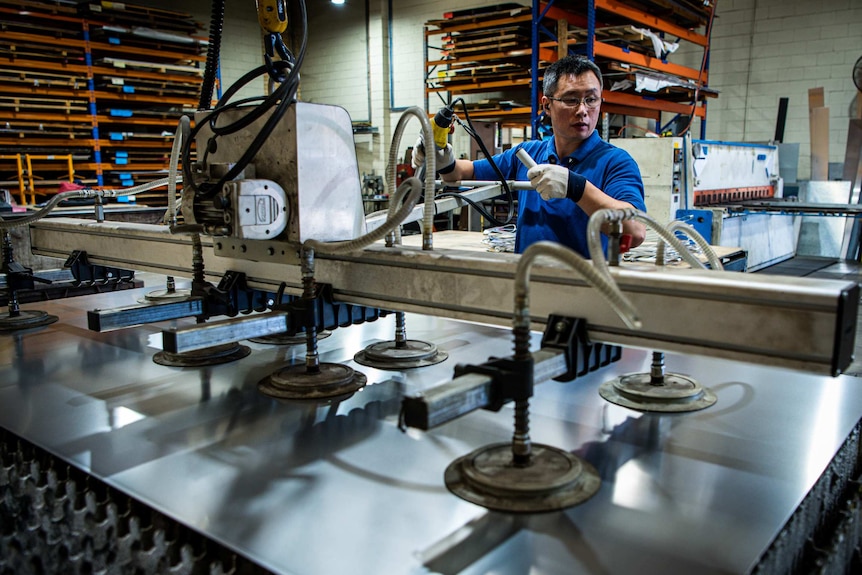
[758,256,862,376]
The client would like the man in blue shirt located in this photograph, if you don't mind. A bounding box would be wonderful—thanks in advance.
[414,55,646,258]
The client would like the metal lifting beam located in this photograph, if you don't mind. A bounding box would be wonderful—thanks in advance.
[28,217,858,376]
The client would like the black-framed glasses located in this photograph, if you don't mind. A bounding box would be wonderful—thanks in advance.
[547,95,602,109]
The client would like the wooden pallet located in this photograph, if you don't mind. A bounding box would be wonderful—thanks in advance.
[0,97,88,114]
[0,69,86,89]
[569,25,657,55]
[0,14,83,39]
[432,68,530,88]
[97,77,201,98]
[80,1,203,36]
[427,3,531,30]
[0,120,91,135]
[621,0,711,28]
[96,57,203,76]
[443,25,530,49]
[0,0,79,16]
[0,40,86,64]
[554,0,711,29]
[88,27,206,58]
[465,98,530,112]
[438,61,526,78]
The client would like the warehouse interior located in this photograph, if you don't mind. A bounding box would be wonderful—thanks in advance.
[2,0,862,574]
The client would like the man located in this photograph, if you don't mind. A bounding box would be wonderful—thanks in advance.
[414,55,646,258]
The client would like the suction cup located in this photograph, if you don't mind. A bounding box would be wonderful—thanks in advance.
[258,362,366,401]
[139,288,192,304]
[599,371,716,412]
[153,342,251,367]
[0,310,58,332]
[353,339,448,370]
[445,442,600,513]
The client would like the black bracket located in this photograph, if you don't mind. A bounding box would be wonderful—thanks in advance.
[2,261,51,293]
[541,314,621,382]
[267,282,390,336]
[453,355,534,412]
[190,270,268,319]
[65,250,135,286]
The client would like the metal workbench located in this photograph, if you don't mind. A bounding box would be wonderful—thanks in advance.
[1,278,861,574]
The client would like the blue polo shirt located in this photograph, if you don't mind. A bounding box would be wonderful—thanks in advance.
[472,131,646,258]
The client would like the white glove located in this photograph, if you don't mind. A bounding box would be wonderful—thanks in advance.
[527,164,569,200]
[411,133,455,173]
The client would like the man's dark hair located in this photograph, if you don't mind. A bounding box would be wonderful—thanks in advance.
[542,55,603,96]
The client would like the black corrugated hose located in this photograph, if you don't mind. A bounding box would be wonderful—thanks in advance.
[182,0,307,200]
[198,0,225,111]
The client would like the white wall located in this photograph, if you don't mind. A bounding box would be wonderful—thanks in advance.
[301,2,370,121]
[133,0,862,185]
[131,0,266,103]
[679,0,862,178]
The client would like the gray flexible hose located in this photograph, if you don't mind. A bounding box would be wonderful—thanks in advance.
[666,219,723,270]
[386,106,436,249]
[514,241,641,332]
[163,115,191,226]
[587,208,707,282]
[303,177,423,254]
[0,177,176,231]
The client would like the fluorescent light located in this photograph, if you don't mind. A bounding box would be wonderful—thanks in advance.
[332,0,345,4]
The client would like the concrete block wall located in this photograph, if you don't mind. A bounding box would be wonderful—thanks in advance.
[135,0,862,186]
[301,3,370,122]
[214,0,267,102]
[136,0,267,102]
[678,0,862,180]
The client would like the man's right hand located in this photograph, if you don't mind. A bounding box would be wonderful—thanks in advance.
[412,132,455,174]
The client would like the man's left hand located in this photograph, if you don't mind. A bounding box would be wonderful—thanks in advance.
[527,164,569,200]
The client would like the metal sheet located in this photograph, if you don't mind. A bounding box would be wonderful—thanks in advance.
[796,180,854,258]
[2,281,862,574]
[717,212,799,271]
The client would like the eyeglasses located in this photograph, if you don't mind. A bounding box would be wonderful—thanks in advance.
[547,95,602,109]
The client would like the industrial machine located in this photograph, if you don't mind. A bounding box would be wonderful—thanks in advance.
[2,2,862,574]
[615,135,862,272]
[614,137,795,271]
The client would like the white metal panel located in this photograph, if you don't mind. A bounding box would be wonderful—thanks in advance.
[612,136,684,244]
[692,140,778,191]
[717,213,799,272]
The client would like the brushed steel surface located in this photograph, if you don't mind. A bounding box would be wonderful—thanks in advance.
[2,283,862,574]
[191,103,366,244]
[163,311,290,353]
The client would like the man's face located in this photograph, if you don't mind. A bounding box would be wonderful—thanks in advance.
[542,71,602,145]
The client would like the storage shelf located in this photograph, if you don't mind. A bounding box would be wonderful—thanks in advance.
[426,78,532,93]
[97,140,175,149]
[425,0,714,134]
[0,0,205,206]
[593,42,706,83]
[87,40,206,64]
[0,57,203,87]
